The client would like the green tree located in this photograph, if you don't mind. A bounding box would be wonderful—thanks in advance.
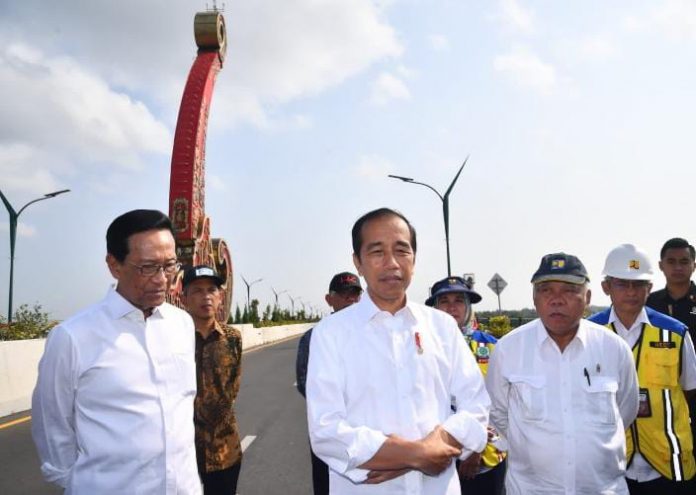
[241,305,249,324]
[262,304,272,321]
[249,299,260,323]
[233,305,242,324]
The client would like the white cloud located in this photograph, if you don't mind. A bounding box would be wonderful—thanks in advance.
[207,174,227,191]
[0,143,65,195]
[574,35,619,61]
[498,0,535,34]
[494,47,556,94]
[429,34,450,51]
[355,154,395,180]
[0,222,38,238]
[623,1,696,41]
[0,43,171,171]
[370,72,411,105]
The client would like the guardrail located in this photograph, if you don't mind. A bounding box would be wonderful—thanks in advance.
[0,323,312,418]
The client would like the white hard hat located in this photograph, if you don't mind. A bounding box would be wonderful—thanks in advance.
[601,243,654,280]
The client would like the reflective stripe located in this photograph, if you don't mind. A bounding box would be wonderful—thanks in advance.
[663,389,683,481]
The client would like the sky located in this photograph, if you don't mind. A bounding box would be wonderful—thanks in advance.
[1,0,695,320]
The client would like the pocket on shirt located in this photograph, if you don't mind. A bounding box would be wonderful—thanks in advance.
[583,377,618,425]
[644,349,679,387]
[509,375,546,422]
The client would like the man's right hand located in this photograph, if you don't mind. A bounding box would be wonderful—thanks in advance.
[414,426,462,476]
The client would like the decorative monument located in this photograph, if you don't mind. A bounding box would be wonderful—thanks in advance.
[168,7,233,321]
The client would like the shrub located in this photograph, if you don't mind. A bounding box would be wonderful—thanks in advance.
[1,304,58,340]
[484,315,513,339]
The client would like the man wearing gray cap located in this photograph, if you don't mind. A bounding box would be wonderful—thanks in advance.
[486,252,639,495]
[589,244,696,494]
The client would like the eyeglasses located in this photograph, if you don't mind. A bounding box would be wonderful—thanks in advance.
[127,260,181,277]
[609,279,650,291]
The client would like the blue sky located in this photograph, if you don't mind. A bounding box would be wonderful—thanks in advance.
[1,0,695,319]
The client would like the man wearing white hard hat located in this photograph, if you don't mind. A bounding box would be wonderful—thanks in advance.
[589,244,696,494]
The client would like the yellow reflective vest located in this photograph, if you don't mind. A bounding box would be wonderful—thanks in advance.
[465,330,506,469]
[589,307,695,481]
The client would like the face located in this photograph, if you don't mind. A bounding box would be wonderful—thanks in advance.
[435,293,470,328]
[353,215,415,311]
[182,278,222,320]
[601,277,651,317]
[106,229,177,311]
[659,247,696,285]
[325,287,362,312]
[533,281,590,339]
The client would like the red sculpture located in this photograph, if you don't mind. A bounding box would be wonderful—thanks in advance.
[168,10,232,321]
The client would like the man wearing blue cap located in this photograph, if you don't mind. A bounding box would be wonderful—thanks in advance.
[182,265,243,495]
[426,276,505,494]
[486,252,639,495]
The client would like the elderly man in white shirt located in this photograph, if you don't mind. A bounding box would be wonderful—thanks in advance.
[32,209,201,494]
[486,252,639,495]
[306,208,490,495]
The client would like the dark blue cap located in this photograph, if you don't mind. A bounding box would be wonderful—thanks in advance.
[531,252,590,285]
[425,276,482,307]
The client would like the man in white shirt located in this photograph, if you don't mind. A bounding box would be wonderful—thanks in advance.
[588,244,696,494]
[306,207,490,494]
[32,209,201,494]
[486,252,639,495]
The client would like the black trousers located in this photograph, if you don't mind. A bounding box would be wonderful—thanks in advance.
[200,462,242,495]
[458,459,506,495]
[310,448,329,495]
[627,475,694,495]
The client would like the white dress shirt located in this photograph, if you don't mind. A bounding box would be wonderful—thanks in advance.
[607,307,696,482]
[486,319,639,495]
[31,287,201,495]
[306,294,490,495]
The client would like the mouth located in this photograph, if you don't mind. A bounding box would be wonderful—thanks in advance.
[379,274,402,283]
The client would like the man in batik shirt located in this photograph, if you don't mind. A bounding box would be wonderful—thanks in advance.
[183,265,243,494]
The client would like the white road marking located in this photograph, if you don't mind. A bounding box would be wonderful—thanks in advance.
[241,435,257,453]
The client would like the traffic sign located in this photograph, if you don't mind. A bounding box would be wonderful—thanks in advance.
[487,273,507,295]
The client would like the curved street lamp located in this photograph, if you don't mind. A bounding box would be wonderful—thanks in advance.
[0,188,71,324]
[271,286,287,309]
[388,157,468,276]
[240,275,263,312]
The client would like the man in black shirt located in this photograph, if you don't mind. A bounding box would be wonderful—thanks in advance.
[647,238,696,338]
[647,237,696,446]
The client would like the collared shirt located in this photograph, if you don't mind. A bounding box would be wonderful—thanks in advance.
[486,319,639,495]
[306,293,490,495]
[647,282,696,342]
[31,287,201,495]
[194,321,243,473]
[607,307,696,482]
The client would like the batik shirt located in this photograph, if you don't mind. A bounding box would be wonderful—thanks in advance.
[194,322,243,473]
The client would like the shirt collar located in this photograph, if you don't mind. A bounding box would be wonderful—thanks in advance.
[104,285,165,321]
[196,320,225,336]
[354,290,418,326]
[608,306,648,332]
[535,317,588,349]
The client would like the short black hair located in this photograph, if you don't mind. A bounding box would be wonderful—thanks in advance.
[106,209,175,262]
[660,237,695,261]
[351,208,416,260]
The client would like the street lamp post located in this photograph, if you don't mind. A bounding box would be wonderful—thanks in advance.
[0,188,71,324]
[271,287,287,309]
[388,157,468,276]
[240,275,262,313]
[287,293,296,318]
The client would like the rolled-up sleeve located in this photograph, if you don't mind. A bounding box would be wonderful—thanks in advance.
[441,324,490,459]
[31,325,79,488]
[306,320,387,483]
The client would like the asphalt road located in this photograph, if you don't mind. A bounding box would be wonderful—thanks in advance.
[0,335,313,495]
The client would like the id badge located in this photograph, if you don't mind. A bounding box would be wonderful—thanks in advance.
[637,388,652,418]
